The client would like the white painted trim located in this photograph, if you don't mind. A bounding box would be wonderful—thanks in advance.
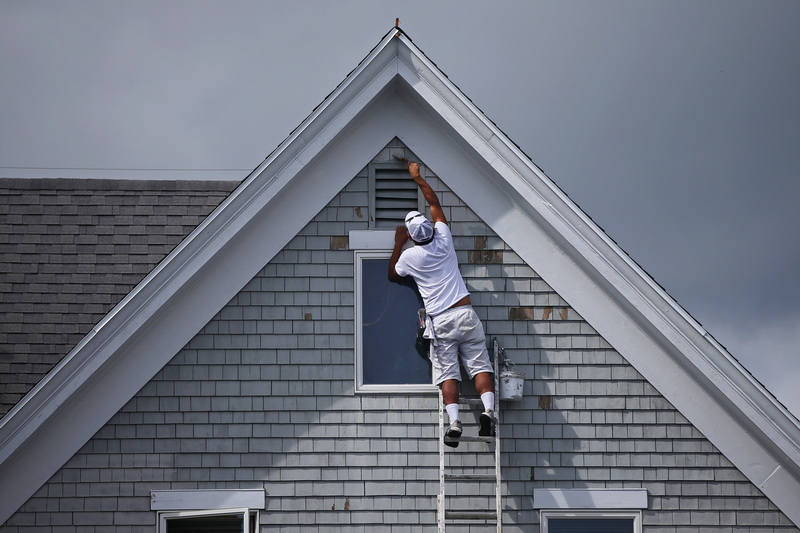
[540,510,642,533]
[533,489,648,510]
[157,508,258,533]
[391,30,800,524]
[150,489,266,511]
[0,33,406,523]
[353,249,436,394]
[349,230,395,250]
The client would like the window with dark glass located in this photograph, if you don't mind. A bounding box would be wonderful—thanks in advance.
[158,510,258,533]
[166,513,257,533]
[356,252,433,391]
[547,517,635,533]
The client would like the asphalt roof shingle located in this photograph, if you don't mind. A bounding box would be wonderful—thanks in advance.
[0,178,239,418]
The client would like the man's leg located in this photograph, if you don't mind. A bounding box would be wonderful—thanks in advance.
[474,372,496,436]
[441,379,462,446]
[474,371,493,396]
[441,378,460,405]
[432,315,463,447]
[455,307,495,436]
[438,361,461,431]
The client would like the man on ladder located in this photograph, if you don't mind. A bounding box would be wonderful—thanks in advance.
[388,161,495,446]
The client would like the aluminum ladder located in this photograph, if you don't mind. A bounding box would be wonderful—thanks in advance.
[437,338,502,532]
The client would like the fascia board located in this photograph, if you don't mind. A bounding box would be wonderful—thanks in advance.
[319,34,800,492]
[0,33,439,470]
[0,37,408,524]
[0,28,405,459]
[387,67,800,521]
[396,30,800,457]
[0,105,398,524]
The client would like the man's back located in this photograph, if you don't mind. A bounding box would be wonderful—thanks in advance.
[395,221,469,316]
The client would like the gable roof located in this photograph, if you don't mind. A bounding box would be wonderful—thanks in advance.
[0,178,239,417]
[1,26,799,525]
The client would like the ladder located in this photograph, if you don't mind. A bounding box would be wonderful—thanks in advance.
[437,338,502,532]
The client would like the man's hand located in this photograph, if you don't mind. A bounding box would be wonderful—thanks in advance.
[408,161,421,179]
[407,161,447,225]
[394,225,410,246]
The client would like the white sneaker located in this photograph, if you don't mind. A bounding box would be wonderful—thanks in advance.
[444,419,462,448]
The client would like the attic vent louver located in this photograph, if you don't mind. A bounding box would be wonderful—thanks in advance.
[372,167,421,228]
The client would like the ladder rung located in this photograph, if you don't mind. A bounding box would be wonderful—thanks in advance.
[445,511,497,521]
[458,398,483,406]
[444,473,496,481]
[450,435,493,443]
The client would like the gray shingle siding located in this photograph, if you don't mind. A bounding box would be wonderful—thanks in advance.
[2,150,796,531]
[0,178,239,417]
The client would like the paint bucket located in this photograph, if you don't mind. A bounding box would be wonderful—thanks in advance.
[499,367,525,402]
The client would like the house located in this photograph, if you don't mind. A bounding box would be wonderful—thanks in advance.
[1,26,799,532]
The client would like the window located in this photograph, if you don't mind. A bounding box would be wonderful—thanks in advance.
[533,489,646,533]
[151,489,265,533]
[158,509,258,533]
[354,243,434,392]
[541,512,638,533]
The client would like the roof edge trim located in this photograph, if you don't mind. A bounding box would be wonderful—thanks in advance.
[394,29,800,457]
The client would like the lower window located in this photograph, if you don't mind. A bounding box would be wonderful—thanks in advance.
[541,512,639,533]
[158,509,258,533]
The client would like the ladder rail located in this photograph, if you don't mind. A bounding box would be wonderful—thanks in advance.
[494,337,502,533]
[437,337,503,532]
[438,386,446,533]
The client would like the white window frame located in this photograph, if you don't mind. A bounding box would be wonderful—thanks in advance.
[156,508,258,533]
[352,231,435,393]
[540,510,642,533]
[533,488,647,533]
[151,489,265,533]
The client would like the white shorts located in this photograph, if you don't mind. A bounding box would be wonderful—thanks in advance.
[429,306,493,385]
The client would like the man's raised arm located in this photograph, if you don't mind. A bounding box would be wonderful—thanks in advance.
[408,162,447,225]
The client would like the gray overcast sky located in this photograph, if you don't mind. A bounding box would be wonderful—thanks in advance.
[2,1,799,417]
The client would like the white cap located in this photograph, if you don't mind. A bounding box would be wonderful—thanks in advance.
[404,210,433,242]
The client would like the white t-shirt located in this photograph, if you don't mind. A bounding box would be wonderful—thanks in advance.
[394,221,470,316]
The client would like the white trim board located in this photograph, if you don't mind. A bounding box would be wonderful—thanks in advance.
[151,489,266,511]
[349,229,395,250]
[533,489,648,510]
